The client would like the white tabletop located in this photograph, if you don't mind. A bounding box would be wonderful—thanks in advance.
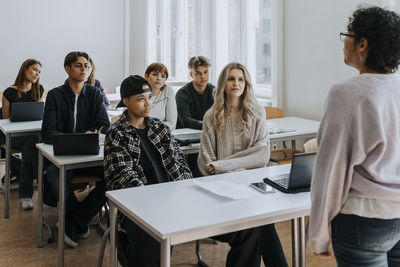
[106,164,310,245]
[172,128,202,135]
[0,119,42,134]
[267,117,319,141]
[36,143,104,166]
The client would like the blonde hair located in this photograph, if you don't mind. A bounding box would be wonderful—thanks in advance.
[210,62,261,137]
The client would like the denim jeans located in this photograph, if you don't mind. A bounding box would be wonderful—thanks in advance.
[332,213,400,267]
[11,135,39,199]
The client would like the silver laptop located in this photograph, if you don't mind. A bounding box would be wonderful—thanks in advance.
[263,152,316,193]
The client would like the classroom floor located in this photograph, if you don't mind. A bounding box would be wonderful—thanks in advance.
[0,173,337,266]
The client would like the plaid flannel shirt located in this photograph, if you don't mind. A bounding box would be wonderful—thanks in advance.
[104,111,192,191]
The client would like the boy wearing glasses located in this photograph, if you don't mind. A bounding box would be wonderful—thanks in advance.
[41,51,109,248]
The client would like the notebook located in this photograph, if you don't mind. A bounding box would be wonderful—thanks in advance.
[174,132,202,146]
[10,102,44,122]
[52,133,100,155]
[263,152,316,193]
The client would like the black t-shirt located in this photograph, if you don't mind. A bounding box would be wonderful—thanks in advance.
[1,86,44,118]
[135,127,170,184]
[3,85,44,104]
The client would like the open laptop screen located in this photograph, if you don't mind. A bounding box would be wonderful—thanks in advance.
[10,102,44,122]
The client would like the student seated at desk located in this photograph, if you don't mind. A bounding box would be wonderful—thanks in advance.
[86,57,111,110]
[64,57,110,109]
[145,62,177,129]
[197,62,288,266]
[104,75,261,267]
[1,58,44,210]
[175,56,215,130]
[41,51,109,248]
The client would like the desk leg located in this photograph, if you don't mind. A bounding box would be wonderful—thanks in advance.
[291,140,296,151]
[109,202,118,267]
[57,166,66,267]
[4,133,10,218]
[161,238,171,267]
[291,218,299,267]
[292,217,307,267]
[299,217,306,267]
[37,150,43,248]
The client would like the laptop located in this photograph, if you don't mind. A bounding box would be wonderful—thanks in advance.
[174,132,202,146]
[10,102,44,122]
[52,133,100,156]
[263,152,316,193]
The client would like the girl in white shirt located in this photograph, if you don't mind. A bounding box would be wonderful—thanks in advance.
[145,63,177,129]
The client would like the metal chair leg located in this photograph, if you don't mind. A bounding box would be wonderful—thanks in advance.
[95,210,106,235]
[97,227,110,267]
[43,218,54,243]
[196,240,210,267]
[305,217,309,245]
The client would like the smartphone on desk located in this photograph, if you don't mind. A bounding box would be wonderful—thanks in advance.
[250,182,276,194]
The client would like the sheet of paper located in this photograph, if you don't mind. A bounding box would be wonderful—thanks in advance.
[265,123,296,135]
[99,133,106,146]
[193,180,260,200]
[173,128,202,135]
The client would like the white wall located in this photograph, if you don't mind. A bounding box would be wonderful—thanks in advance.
[282,0,386,121]
[0,0,126,92]
[129,0,148,76]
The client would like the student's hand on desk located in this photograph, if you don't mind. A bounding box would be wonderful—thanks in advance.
[313,251,332,259]
[207,165,216,175]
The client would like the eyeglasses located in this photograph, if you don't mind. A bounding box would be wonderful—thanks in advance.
[340,32,355,42]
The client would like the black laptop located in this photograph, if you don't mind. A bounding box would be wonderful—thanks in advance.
[10,102,44,122]
[53,133,100,156]
[263,152,316,193]
[174,132,201,146]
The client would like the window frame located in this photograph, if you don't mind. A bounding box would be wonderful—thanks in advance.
[148,0,283,106]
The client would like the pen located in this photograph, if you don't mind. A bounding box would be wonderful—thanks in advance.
[98,126,103,133]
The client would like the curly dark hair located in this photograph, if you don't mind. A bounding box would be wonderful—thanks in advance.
[347,6,400,73]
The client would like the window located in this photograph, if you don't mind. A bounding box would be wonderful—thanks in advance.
[150,0,195,81]
[263,43,271,56]
[150,0,281,104]
[263,19,271,33]
[228,0,242,62]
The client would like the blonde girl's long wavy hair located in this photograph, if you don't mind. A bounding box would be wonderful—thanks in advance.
[211,62,261,137]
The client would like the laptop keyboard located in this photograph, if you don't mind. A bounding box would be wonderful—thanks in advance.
[273,174,289,189]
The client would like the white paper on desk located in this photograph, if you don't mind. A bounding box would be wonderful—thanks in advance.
[99,133,105,146]
[265,123,296,135]
[193,180,259,200]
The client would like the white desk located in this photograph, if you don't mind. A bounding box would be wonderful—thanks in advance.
[267,117,319,145]
[172,117,320,155]
[107,165,310,267]
[0,119,42,218]
[36,143,104,267]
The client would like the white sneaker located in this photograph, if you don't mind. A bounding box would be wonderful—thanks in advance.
[20,198,34,210]
[56,222,78,248]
